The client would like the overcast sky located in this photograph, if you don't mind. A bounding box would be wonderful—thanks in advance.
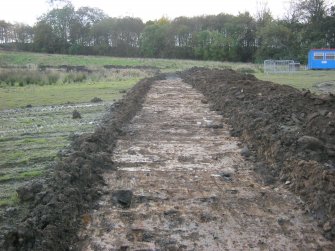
[1,0,291,25]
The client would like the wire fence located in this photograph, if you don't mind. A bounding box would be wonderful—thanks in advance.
[264,60,300,74]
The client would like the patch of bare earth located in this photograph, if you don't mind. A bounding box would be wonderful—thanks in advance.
[78,79,333,250]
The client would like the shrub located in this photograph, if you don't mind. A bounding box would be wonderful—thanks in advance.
[47,72,60,85]
[63,73,87,83]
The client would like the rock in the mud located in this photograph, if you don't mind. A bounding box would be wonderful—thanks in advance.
[323,221,332,232]
[297,136,324,151]
[91,97,103,103]
[301,90,311,97]
[291,113,300,124]
[17,181,43,201]
[112,190,133,208]
[219,167,235,181]
[230,129,242,137]
[277,217,289,225]
[201,98,208,104]
[72,109,81,119]
[241,145,250,157]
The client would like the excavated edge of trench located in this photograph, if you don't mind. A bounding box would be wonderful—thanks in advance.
[179,67,335,241]
[2,68,334,250]
[1,74,165,251]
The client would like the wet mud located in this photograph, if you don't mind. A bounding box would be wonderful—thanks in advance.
[77,79,333,250]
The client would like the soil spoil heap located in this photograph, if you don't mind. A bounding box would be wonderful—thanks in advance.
[180,67,335,240]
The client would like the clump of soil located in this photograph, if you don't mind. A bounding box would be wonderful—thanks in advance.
[179,67,335,239]
[103,65,159,71]
[1,74,165,250]
[90,97,103,103]
[72,109,82,119]
[39,65,92,73]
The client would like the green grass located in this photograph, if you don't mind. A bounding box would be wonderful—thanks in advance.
[0,79,137,110]
[0,50,249,72]
[0,193,19,207]
[0,50,144,67]
[0,147,58,166]
[255,70,335,92]
[0,170,44,182]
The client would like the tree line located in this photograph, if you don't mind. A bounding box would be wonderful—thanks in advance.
[0,0,334,63]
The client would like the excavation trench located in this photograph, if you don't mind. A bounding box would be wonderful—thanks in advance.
[77,79,333,250]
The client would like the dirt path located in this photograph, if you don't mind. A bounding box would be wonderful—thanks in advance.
[78,79,333,250]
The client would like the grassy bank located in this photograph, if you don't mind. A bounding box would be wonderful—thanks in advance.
[0,50,251,72]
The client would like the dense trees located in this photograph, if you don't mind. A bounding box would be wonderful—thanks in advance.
[1,0,334,63]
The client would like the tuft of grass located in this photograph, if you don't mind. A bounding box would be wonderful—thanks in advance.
[0,193,19,207]
[0,170,44,182]
[18,170,44,179]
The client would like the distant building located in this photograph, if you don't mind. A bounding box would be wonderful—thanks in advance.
[308,48,335,70]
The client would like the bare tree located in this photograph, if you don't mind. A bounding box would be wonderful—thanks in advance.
[288,0,329,23]
[283,0,302,24]
[255,1,273,27]
[46,0,71,7]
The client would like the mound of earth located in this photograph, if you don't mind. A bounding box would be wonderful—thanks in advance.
[179,67,335,239]
[1,74,165,251]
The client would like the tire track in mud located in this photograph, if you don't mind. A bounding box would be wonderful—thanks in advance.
[78,79,333,250]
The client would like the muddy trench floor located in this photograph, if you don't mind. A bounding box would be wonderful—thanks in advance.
[77,79,334,250]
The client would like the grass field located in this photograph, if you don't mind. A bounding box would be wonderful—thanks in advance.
[0,80,137,110]
[255,70,335,93]
[0,100,119,206]
[0,50,334,207]
[0,50,239,72]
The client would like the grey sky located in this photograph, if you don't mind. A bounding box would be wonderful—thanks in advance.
[1,0,291,25]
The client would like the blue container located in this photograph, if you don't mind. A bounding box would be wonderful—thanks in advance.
[308,49,335,69]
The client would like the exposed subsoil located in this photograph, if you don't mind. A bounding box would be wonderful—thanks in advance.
[77,78,333,250]
[2,68,335,250]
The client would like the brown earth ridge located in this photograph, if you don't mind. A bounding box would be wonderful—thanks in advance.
[179,67,335,240]
[1,68,334,250]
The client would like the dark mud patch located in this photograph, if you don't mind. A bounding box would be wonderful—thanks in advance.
[38,65,92,73]
[1,74,165,251]
[103,65,160,75]
[103,65,159,70]
[179,67,335,240]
